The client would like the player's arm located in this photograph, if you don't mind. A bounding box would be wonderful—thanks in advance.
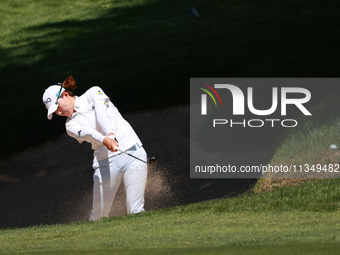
[66,125,117,152]
[90,87,117,139]
[66,125,105,143]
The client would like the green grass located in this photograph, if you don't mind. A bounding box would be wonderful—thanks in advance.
[0,0,339,158]
[1,179,339,254]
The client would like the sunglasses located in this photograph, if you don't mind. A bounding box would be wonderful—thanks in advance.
[55,83,63,105]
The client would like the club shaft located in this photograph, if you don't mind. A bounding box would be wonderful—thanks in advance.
[116,148,148,164]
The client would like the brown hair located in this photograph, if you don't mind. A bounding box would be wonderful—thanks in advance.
[62,75,77,96]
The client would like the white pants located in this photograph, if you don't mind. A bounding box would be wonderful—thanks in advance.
[89,145,147,221]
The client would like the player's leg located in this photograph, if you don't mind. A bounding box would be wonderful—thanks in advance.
[89,157,122,221]
[89,168,104,221]
[122,145,148,214]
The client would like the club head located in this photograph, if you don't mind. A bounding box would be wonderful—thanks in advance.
[148,156,157,165]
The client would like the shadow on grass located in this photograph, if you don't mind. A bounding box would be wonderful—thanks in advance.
[0,0,339,160]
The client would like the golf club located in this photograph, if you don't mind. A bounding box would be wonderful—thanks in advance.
[116,148,157,165]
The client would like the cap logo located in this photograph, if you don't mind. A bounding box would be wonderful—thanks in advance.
[97,90,103,95]
[44,97,51,105]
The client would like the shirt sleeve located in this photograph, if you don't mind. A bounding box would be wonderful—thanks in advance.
[66,124,105,144]
[90,86,115,136]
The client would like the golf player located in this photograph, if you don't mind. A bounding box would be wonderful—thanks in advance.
[42,76,147,221]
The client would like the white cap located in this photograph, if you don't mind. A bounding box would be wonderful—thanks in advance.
[42,85,65,120]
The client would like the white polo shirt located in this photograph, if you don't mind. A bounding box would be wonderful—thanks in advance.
[65,86,142,162]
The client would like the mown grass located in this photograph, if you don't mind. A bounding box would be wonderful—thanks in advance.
[1,178,339,254]
[0,0,339,158]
